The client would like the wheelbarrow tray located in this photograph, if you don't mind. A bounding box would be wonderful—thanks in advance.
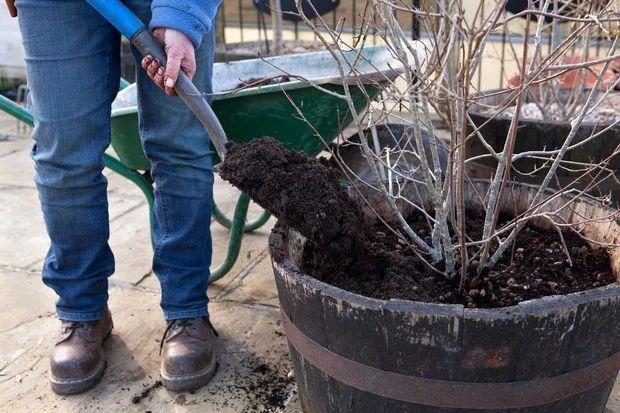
[110,45,401,170]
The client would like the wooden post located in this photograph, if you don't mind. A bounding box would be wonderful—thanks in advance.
[215,4,225,45]
[271,0,284,55]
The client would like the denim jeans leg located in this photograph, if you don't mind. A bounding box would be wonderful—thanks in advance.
[16,0,120,321]
[126,1,215,320]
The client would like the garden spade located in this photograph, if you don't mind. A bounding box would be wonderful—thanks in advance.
[85,0,229,161]
[86,0,374,262]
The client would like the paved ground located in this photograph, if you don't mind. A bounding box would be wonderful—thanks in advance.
[0,113,302,412]
[0,111,618,412]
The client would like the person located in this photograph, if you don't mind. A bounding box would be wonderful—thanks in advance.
[6,0,221,394]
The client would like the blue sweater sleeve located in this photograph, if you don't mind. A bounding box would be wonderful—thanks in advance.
[149,0,221,48]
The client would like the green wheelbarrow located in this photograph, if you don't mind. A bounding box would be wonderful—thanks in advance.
[0,45,400,282]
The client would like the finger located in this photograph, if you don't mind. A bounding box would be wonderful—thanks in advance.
[142,58,166,91]
[141,55,153,71]
[147,58,162,77]
[164,48,183,95]
[153,66,165,90]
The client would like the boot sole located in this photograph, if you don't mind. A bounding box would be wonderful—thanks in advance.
[49,326,113,395]
[160,356,218,392]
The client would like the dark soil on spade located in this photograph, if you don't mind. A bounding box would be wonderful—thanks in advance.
[219,137,372,270]
[219,138,615,309]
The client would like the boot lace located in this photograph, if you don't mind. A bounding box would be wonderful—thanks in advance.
[59,321,96,342]
[159,318,218,355]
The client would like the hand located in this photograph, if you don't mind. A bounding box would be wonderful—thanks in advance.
[141,28,196,96]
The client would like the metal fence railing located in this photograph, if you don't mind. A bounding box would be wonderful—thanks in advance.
[217,0,422,43]
[211,0,613,91]
[4,1,612,90]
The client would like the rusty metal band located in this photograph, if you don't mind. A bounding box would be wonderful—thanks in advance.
[281,310,620,409]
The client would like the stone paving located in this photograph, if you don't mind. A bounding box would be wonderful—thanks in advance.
[0,111,618,412]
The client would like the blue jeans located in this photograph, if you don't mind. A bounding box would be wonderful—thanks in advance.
[17,0,215,321]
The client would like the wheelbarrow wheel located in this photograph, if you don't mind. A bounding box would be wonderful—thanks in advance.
[212,199,271,233]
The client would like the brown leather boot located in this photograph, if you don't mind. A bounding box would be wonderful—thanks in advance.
[160,317,218,391]
[49,309,113,394]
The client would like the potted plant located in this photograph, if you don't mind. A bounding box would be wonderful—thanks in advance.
[226,0,620,411]
[467,62,619,201]
[467,0,619,200]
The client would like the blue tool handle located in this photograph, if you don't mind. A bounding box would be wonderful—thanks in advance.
[85,0,145,39]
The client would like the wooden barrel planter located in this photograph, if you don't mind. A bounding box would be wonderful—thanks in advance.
[269,181,620,412]
[466,89,620,201]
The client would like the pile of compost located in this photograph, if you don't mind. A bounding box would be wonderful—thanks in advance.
[219,137,371,268]
[219,138,615,308]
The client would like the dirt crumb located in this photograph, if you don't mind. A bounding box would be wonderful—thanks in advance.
[131,380,162,404]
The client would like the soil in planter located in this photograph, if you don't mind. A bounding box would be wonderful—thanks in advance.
[219,137,615,308]
[219,137,372,269]
[302,209,615,308]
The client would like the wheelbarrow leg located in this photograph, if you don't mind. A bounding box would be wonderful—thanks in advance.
[209,192,252,283]
[0,94,33,125]
[211,198,270,233]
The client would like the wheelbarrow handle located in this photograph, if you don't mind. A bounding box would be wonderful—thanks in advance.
[85,0,229,160]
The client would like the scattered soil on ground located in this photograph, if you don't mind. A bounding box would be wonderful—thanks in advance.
[302,209,615,308]
[219,137,615,308]
[219,137,372,270]
[204,354,295,412]
[130,336,294,411]
[131,380,162,404]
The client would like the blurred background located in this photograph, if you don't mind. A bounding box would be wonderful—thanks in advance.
[1,0,616,97]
